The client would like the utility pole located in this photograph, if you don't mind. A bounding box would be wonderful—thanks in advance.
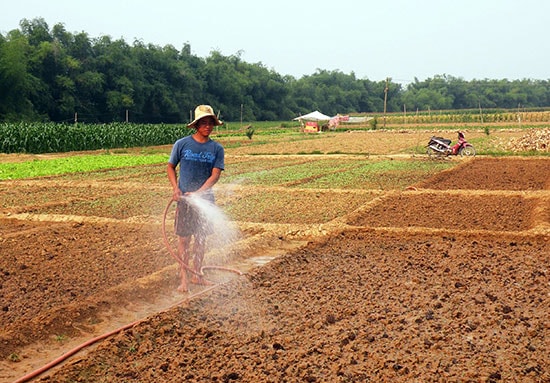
[383,77,389,128]
[478,100,483,124]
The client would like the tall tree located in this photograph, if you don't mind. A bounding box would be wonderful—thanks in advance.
[0,31,37,120]
[1,17,549,123]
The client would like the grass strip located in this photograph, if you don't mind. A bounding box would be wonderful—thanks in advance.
[0,153,168,180]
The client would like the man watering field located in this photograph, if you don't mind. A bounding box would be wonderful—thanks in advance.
[167,105,225,292]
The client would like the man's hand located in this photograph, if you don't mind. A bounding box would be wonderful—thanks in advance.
[172,188,183,201]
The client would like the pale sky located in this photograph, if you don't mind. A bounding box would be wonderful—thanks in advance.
[1,0,549,84]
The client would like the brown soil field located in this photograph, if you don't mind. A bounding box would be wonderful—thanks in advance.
[0,130,549,383]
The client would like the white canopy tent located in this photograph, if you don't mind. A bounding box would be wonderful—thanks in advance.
[292,110,332,121]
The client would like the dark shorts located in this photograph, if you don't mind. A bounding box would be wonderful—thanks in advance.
[174,198,214,237]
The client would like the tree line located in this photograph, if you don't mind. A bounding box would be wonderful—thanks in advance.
[1,18,549,123]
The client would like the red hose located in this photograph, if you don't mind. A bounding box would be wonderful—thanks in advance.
[161,198,199,276]
[12,198,242,382]
[12,286,218,383]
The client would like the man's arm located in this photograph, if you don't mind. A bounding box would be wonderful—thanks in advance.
[195,167,222,194]
[167,163,181,201]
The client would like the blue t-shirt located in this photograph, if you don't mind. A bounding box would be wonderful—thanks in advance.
[168,136,224,199]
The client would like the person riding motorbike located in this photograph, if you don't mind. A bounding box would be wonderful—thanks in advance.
[450,131,466,155]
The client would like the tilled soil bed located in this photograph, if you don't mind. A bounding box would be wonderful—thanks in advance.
[0,150,548,382]
[38,230,547,382]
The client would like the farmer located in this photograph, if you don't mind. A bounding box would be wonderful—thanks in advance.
[450,131,465,155]
[167,105,225,292]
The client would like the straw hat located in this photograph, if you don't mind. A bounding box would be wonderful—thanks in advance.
[188,105,223,128]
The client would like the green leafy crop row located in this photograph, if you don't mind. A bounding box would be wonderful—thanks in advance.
[0,153,168,180]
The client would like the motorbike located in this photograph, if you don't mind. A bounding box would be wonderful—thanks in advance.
[426,132,476,157]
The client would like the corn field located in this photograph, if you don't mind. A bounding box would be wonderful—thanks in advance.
[382,111,550,125]
[0,122,191,154]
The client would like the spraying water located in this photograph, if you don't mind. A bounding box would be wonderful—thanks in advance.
[183,193,240,263]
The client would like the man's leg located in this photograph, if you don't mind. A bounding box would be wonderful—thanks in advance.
[190,235,212,285]
[177,235,191,292]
